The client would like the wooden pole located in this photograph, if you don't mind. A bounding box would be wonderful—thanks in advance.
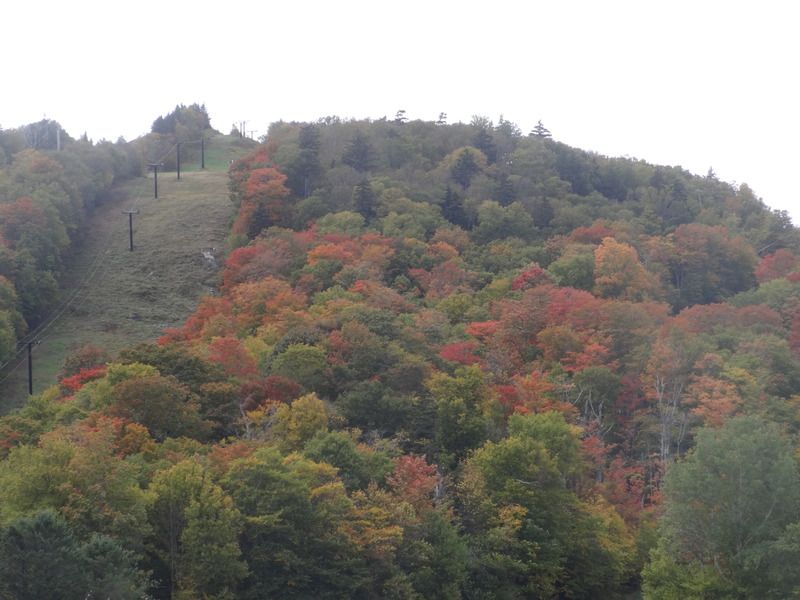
[122,209,140,251]
[27,342,33,395]
[148,163,160,198]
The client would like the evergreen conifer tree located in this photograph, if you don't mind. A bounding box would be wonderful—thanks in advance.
[532,120,552,138]
[472,123,497,164]
[342,131,375,172]
[451,149,480,189]
[495,173,516,206]
[441,185,469,229]
[353,179,377,220]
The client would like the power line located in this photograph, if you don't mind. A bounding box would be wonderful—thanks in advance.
[147,137,207,190]
[11,176,150,349]
[0,176,152,381]
[0,136,214,395]
[0,351,30,389]
[149,138,204,167]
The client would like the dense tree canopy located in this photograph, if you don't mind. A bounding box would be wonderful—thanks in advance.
[643,416,800,598]
[2,113,800,598]
[0,123,141,351]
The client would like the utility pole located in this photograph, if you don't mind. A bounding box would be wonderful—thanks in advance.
[176,142,182,180]
[122,209,140,251]
[148,163,161,198]
[27,341,33,395]
[201,137,205,169]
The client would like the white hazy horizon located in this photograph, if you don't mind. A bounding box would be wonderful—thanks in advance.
[4,0,798,223]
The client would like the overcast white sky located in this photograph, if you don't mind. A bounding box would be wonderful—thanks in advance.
[4,1,798,222]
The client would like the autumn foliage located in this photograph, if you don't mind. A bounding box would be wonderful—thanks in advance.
[3,117,800,598]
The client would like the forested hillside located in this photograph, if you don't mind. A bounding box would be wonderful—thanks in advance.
[0,104,217,366]
[2,114,800,599]
[0,121,140,356]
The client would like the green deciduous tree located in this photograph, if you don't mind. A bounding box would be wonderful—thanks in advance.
[548,250,596,291]
[428,366,491,469]
[472,201,535,243]
[667,224,758,309]
[0,420,151,547]
[396,509,469,599]
[303,430,393,491]
[222,448,368,598]
[148,459,246,599]
[119,342,228,393]
[337,380,414,435]
[643,416,800,598]
[270,392,329,452]
[270,343,330,395]
[462,412,634,598]
[109,374,209,441]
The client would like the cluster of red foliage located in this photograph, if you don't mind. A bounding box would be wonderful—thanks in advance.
[59,366,108,393]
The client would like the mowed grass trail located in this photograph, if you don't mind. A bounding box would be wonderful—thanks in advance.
[0,134,255,410]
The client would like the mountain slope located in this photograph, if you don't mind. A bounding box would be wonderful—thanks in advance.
[0,134,251,409]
